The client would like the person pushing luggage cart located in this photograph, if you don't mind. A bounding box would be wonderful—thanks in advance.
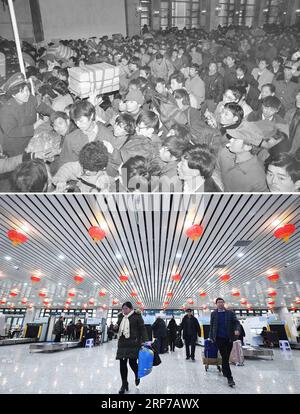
[209,298,241,387]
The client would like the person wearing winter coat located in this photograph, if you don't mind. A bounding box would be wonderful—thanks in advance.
[52,316,64,342]
[151,316,168,354]
[179,309,201,361]
[167,317,178,352]
[0,72,53,157]
[114,302,148,394]
[203,62,224,112]
[209,298,241,387]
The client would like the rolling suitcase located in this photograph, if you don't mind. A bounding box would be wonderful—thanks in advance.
[203,339,222,372]
[230,340,244,366]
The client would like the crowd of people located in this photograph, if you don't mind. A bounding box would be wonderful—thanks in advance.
[0,24,300,193]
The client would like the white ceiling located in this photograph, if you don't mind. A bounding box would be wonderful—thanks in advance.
[0,193,299,310]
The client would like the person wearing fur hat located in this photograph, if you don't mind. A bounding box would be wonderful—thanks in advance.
[114,302,148,394]
[0,72,53,157]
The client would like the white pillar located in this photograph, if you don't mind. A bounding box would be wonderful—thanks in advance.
[8,0,26,76]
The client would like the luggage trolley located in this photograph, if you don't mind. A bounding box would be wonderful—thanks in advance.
[202,339,222,372]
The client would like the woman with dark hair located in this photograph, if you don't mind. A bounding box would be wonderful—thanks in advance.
[114,302,148,394]
[50,79,73,112]
[219,102,244,136]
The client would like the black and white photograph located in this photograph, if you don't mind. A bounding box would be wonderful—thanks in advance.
[0,0,299,400]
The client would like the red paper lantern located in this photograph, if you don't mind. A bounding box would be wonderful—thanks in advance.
[1,298,7,304]
[99,290,107,297]
[231,290,240,297]
[290,306,297,311]
[268,289,277,297]
[119,275,129,283]
[43,299,50,305]
[164,301,170,306]
[88,226,106,242]
[136,301,142,305]
[167,292,173,298]
[296,300,300,305]
[202,305,208,310]
[186,224,203,241]
[9,289,18,297]
[219,274,231,283]
[68,290,76,297]
[187,299,194,305]
[66,298,72,304]
[88,298,95,305]
[268,300,276,305]
[31,274,41,283]
[172,274,182,283]
[28,303,33,309]
[199,291,207,297]
[39,290,47,298]
[74,275,84,284]
[7,229,28,246]
[274,224,296,242]
[130,292,138,297]
[112,299,119,305]
[9,304,14,309]
[83,303,87,309]
[267,274,280,282]
[240,298,248,305]
[21,297,27,305]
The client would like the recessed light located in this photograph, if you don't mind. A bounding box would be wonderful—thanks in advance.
[272,220,281,227]
[246,282,250,285]
[289,282,293,285]
[58,255,65,260]
[58,283,62,286]
[5,256,12,261]
[116,253,122,259]
[237,253,244,258]
[176,253,182,258]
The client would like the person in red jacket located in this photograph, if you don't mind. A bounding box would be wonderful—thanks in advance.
[0,72,53,157]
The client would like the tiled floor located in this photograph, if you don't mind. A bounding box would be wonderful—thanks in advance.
[0,341,299,394]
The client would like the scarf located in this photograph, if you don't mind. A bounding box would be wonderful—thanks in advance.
[118,310,134,339]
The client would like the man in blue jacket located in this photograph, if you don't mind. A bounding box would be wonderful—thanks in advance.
[209,298,241,387]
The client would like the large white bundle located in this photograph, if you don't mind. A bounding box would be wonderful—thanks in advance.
[68,63,119,98]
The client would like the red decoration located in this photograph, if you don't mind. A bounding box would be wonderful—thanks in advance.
[9,289,18,297]
[164,301,170,306]
[99,290,107,297]
[167,292,173,298]
[74,275,84,284]
[268,300,276,305]
[268,289,277,297]
[202,305,208,310]
[186,224,203,241]
[219,274,231,283]
[172,274,182,283]
[31,274,41,283]
[136,301,142,305]
[231,290,240,297]
[83,303,87,309]
[68,290,76,297]
[290,306,297,311]
[7,229,28,246]
[38,290,47,298]
[296,300,300,305]
[88,226,106,242]
[112,299,119,305]
[187,299,194,305]
[88,298,95,305]
[267,274,280,282]
[21,297,27,304]
[274,224,296,242]
[130,292,138,297]
[9,304,14,309]
[199,291,206,297]
[43,299,50,305]
[1,298,7,304]
[240,298,248,305]
[119,275,129,283]
[66,298,72,304]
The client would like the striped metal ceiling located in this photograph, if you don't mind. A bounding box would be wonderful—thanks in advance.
[0,193,299,310]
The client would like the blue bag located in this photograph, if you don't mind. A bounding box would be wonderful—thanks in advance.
[204,339,218,359]
[138,346,154,379]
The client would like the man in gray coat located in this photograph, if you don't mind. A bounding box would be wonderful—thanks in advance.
[209,298,241,387]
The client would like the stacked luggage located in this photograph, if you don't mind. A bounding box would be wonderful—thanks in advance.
[202,339,222,372]
[68,62,119,98]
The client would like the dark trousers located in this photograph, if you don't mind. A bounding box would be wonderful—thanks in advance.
[216,337,233,380]
[120,358,138,383]
[169,337,176,352]
[54,334,61,343]
[185,336,196,358]
[156,336,167,354]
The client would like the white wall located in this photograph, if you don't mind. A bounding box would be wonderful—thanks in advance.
[0,0,33,40]
[39,0,126,40]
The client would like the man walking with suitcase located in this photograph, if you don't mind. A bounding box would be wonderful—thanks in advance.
[209,298,241,387]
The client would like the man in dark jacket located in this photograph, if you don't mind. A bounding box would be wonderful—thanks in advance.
[152,316,168,354]
[209,298,241,387]
[180,309,201,361]
[52,316,64,342]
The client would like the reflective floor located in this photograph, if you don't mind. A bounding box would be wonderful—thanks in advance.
[0,341,299,394]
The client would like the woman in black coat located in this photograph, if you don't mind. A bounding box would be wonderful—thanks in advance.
[151,317,168,354]
[167,317,178,352]
[114,302,148,394]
